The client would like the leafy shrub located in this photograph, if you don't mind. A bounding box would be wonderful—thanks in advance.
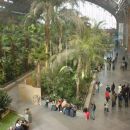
[0,90,12,110]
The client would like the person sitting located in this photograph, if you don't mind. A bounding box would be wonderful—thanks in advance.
[63,103,72,116]
[61,99,67,109]
[50,100,57,111]
[21,119,29,130]
[56,99,63,112]
[15,119,24,130]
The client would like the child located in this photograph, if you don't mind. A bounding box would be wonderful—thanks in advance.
[83,108,90,120]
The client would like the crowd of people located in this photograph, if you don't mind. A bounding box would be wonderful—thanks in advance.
[104,83,130,112]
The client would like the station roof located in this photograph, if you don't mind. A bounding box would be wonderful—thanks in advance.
[0,0,129,22]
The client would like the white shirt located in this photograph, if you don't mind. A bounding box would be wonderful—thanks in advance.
[118,85,122,94]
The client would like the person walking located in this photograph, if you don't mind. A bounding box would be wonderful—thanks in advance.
[24,108,32,130]
[111,82,115,93]
[111,91,117,107]
[106,85,111,92]
[105,90,110,102]
[118,92,123,107]
[124,93,129,107]
[118,84,122,94]
[90,103,96,120]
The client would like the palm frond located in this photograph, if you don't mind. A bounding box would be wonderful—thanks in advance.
[49,49,76,71]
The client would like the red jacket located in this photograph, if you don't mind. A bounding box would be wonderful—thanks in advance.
[105,91,110,98]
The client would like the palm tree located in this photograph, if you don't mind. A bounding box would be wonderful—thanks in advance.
[52,8,85,52]
[50,22,110,99]
[27,0,84,65]
[29,45,48,88]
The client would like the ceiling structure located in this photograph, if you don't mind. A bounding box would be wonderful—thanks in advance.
[86,0,129,22]
[0,0,129,23]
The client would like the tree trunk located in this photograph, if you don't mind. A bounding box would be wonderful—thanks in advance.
[36,62,41,88]
[45,9,50,69]
[0,35,3,58]
[0,36,3,70]
[24,36,30,71]
[58,25,63,52]
[76,56,82,99]
[58,37,62,52]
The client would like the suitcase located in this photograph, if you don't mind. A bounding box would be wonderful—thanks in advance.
[65,108,70,116]
[70,109,76,117]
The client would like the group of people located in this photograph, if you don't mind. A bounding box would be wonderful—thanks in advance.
[45,98,77,117]
[106,50,128,72]
[104,83,130,112]
[9,108,32,130]
[106,52,118,71]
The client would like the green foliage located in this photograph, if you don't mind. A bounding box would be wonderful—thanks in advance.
[71,98,84,108]
[41,67,77,102]
[0,23,44,86]
[0,112,19,130]
[29,45,48,63]
[0,69,5,85]
[41,59,93,107]
[0,90,12,109]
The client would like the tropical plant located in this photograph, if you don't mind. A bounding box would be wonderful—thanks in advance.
[26,0,85,64]
[47,21,112,99]
[29,45,48,87]
[41,66,76,102]
[0,23,43,86]
[0,90,12,110]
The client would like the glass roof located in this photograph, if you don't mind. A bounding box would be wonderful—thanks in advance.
[0,0,128,22]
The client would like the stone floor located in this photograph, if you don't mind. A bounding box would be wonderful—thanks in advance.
[8,47,130,130]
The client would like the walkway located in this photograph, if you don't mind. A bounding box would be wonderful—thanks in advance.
[9,48,130,130]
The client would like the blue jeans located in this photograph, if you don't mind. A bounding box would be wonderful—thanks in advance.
[91,110,95,120]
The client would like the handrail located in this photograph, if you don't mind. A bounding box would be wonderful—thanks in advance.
[0,71,33,91]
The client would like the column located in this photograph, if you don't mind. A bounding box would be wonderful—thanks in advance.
[128,7,130,54]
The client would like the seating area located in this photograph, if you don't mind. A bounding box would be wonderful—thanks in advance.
[45,99,77,117]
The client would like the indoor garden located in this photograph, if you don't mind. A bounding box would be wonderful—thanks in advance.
[0,0,113,106]
[0,0,115,129]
